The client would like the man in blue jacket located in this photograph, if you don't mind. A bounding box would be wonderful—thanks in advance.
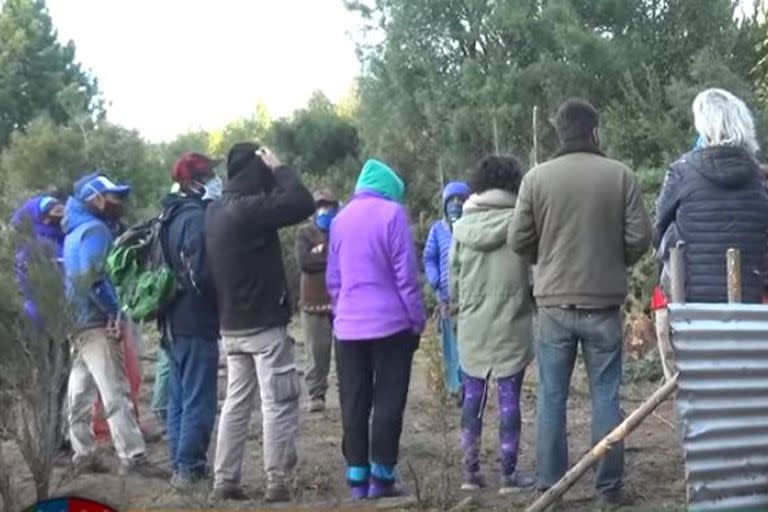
[63,172,165,478]
[160,153,222,490]
[423,181,470,400]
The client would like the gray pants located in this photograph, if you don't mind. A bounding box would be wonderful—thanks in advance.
[68,328,146,463]
[214,327,300,488]
[303,312,333,400]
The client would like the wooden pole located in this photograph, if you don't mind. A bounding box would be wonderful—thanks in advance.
[525,374,679,512]
[492,115,500,154]
[727,248,742,304]
[532,106,539,166]
[669,242,686,303]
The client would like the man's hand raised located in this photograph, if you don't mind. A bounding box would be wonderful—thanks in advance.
[256,147,282,171]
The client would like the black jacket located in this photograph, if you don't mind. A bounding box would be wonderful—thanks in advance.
[655,146,768,303]
[205,166,314,333]
[159,194,219,340]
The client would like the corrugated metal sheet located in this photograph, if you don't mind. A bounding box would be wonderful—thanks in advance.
[669,303,768,512]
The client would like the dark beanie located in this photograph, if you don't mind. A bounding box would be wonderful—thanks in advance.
[227,142,263,179]
[225,142,275,194]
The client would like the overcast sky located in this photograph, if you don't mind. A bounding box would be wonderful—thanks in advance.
[46,0,362,142]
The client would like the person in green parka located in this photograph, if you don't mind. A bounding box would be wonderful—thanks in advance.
[450,154,534,494]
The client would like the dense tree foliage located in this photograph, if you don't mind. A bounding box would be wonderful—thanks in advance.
[0,0,100,148]
[346,0,765,204]
[0,0,767,314]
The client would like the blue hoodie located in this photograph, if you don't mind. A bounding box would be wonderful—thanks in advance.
[62,196,121,330]
[423,181,471,303]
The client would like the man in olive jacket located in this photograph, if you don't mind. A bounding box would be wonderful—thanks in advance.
[508,99,651,508]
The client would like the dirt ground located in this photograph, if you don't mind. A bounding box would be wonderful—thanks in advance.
[5,319,686,512]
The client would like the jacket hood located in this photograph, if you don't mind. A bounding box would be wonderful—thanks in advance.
[442,181,470,205]
[62,196,103,235]
[11,196,64,241]
[161,191,206,209]
[687,146,759,188]
[225,142,276,195]
[453,189,516,252]
[355,159,405,202]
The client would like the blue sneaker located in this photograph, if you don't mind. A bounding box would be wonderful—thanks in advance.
[350,485,369,500]
[368,480,404,499]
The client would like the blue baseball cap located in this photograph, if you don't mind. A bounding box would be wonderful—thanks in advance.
[74,172,132,201]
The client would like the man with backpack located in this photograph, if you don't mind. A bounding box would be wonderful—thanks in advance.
[63,172,165,478]
[152,152,222,490]
[207,144,314,502]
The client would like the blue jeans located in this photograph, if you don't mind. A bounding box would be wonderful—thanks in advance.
[440,315,462,394]
[166,336,219,478]
[535,307,624,494]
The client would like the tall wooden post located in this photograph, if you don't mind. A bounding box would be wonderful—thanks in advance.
[531,106,539,166]
[669,242,686,303]
[727,248,742,304]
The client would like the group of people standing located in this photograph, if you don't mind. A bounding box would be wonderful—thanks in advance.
[423,88,768,508]
[10,86,768,508]
[423,98,651,506]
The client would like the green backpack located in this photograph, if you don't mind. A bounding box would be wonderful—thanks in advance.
[106,207,179,322]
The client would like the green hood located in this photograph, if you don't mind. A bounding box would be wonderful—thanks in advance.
[452,190,516,252]
[355,159,405,202]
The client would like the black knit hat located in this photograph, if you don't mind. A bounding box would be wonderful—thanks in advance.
[225,142,275,193]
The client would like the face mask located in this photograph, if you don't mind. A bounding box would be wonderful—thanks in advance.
[315,208,338,231]
[201,176,223,202]
[446,201,464,223]
[102,200,125,220]
[43,215,62,226]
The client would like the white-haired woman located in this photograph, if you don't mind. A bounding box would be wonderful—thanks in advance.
[654,88,768,303]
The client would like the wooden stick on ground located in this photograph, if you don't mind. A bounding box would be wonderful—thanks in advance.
[524,374,680,512]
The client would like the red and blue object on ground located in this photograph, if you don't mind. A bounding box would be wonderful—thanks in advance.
[24,498,115,512]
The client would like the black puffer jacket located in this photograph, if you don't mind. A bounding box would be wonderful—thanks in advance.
[205,162,314,334]
[655,146,768,303]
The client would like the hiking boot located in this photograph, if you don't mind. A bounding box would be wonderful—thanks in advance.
[209,485,250,501]
[597,489,632,511]
[499,472,536,495]
[460,472,486,491]
[119,456,170,479]
[170,471,207,491]
[309,396,325,413]
[264,480,291,503]
[350,485,369,501]
[72,454,111,476]
[368,480,404,499]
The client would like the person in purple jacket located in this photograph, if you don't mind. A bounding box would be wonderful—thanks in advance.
[11,195,67,446]
[11,195,66,327]
[326,158,426,500]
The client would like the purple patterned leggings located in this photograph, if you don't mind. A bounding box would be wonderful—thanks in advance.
[460,369,525,477]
